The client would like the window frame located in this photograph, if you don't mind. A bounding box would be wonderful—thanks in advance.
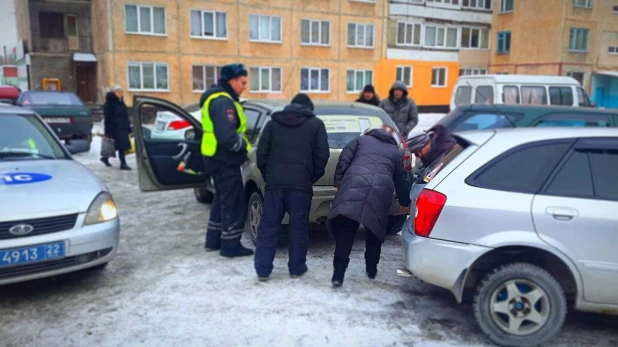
[346,69,374,93]
[426,0,461,8]
[460,27,490,50]
[191,65,222,92]
[125,4,167,36]
[300,19,331,46]
[65,14,78,37]
[609,46,618,55]
[39,12,65,38]
[190,10,228,40]
[396,21,422,47]
[424,25,459,49]
[300,67,330,93]
[496,31,511,54]
[249,66,283,93]
[521,86,549,105]
[572,0,592,9]
[347,22,375,49]
[462,0,492,11]
[396,66,413,88]
[459,68,488,76]
[431,67,448,88]
[500,0,514,13]
[569,27,590,53]
[127,61,170,92]
[249,14,283,43]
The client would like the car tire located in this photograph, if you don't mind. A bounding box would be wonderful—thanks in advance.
[386,215,408,236]
[194,187,214,204]
[473,262,567,347]
[246,191,288,246]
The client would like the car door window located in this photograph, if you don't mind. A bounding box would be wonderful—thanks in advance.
[243,108,262,143]
[545,150,594,198]
[502,86,519,104]
[521,86,548,105]
[549,87,574,106]
[467,141,572,194]
[576,87,592,107]
[453,112,521,132]
[454,86,472,106]
[590,149,618,201]
[475,86,494,104]
[534,113,610,127]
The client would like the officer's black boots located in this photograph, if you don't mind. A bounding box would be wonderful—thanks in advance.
[220,240,254,258]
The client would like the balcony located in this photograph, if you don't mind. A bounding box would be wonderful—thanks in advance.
[32,35,93,54]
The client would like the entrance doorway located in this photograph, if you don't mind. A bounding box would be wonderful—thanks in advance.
[76,64,96,103]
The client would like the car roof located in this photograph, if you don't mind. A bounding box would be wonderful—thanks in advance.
[242,99,381,111]
[0,104,38,115]
[456,104,618,115]
[458,127,618,147]
[457,75,580,84]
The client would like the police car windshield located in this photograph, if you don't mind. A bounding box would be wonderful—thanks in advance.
[0,114,67,160]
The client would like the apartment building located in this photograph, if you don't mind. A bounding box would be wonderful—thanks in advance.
[490,0,618,108]
[91,0,388,106]
[380,0,493,110]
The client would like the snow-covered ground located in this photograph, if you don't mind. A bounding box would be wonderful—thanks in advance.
[1,115,617,346]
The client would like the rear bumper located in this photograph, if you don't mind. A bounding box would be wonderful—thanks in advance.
[44,117,93,140]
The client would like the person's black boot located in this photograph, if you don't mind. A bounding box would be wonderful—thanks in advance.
[220,240,254,258]
[120,163,132,171]
[366,267,378,280]
[331,268,345,287]
[100,157,112,167]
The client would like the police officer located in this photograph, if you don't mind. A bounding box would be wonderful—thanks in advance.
[199,63,254,258]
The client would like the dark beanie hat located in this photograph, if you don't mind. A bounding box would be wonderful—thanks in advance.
[363,84,376,93]
[291,93,314,111]
[220,63,248,82]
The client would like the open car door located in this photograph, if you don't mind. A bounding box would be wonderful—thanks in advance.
[132,95,207,192]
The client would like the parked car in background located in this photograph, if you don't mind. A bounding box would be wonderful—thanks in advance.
[0,85,20,105]
[451,75,593,110]
[15,91,93,153]
[400,127,618,347]
[0,105,120,285]
[131,97,412,243]
[151,103,201,140]
[437,104,617,133]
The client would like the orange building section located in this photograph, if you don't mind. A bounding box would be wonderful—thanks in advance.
[374,59,459,108]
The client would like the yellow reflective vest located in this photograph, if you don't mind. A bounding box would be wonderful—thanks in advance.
[201,92,251,157]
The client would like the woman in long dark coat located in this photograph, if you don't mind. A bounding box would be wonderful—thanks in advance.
[328,125,411,287]
[101,85,132,170]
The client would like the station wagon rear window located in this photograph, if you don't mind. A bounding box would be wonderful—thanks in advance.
[419,138,467,184]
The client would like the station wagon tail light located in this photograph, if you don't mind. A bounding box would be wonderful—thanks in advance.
[85,192,118,225]
[415,189,447,238]
[168,120,191,130]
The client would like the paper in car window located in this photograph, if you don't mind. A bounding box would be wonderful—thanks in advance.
[319,115,383,133]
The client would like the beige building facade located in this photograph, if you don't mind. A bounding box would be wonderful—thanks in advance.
[92,0,389,106]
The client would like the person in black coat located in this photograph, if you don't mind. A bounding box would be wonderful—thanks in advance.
[329,126,411,287]
[101,85,131,170]
[254,93,330,281]
[355,84,380,107]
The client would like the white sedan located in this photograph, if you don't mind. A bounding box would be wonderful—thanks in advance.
[150,103,201,140]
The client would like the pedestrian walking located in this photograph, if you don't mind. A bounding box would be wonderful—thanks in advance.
[328,125,411,287]
[200,63,254,258]
[379,81,419,136]
[101,85,131,170]
[355,84,380,106]
[406,124,455,169]
[254,93,330,281]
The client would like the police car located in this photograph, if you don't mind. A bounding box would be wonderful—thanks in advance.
[0,104,120,285]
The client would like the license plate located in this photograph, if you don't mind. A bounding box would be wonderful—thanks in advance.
[155,121,166,131]
[0,241,65,267]
[44,117,71,124]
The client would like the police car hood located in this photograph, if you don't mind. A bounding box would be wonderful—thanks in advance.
[0,160,107,219]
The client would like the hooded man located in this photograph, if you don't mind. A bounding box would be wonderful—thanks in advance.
[379,81,419,136]
[199,63,254,258]
[254,93,330,281]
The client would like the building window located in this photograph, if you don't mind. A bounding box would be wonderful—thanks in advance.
[462,0,492,10]
[190,10,227,39]
[397,22,421,46]
[346,70,373,92]
[192,65,222,91]
[500,0,514,12]
[348,23,375,48]
[567,72,585,86]
[125,5,166,35]
[569,28,590,52]
[300,68,329,92]
[396,66,413,87]
[350,0,377,3]
[496,31,511,54]
[39,12,65,38]
[426,0,460,5]
[249,15,282,43]
[608,46,618,55]
[424,26,458,49]
[459,68,487,76]
[301,20,330,46]
[572,0,592,8]
[249,67,282,93]
[128,62,169,91]
[432,67,447,87]
[66,15,78,37]
[614,5,618,12]
[461,27,490,49]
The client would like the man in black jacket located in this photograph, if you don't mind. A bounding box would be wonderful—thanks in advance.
[254,94,330,280]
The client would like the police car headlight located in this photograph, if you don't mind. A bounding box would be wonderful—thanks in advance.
[85,192,118,225]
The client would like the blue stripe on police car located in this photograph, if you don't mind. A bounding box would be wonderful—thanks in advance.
[0,172,53,185]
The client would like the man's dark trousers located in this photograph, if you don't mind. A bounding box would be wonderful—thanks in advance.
[254,189,312,277]
[205,164,246,253]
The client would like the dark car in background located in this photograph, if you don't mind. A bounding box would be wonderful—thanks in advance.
[15,91,93,153]
[437,104,618,133]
